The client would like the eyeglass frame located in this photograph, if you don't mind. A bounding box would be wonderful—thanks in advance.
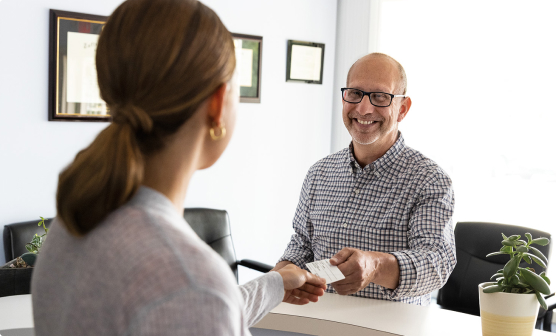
[340,88,407,107]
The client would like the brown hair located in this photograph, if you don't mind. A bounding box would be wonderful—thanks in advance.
[56,0,236,236]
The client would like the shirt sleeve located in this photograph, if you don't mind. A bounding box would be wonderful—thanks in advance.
[277,170,315,269]
[387,170,457,299]
[238,271,284,327]
[127,288,244,336]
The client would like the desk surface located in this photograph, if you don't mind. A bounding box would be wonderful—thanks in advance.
[254,293,552,336]
[0,295,33,332]
[1,293,552,335]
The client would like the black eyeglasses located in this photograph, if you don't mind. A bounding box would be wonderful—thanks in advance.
[341,88,407,107]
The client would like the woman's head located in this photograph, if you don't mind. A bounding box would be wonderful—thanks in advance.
[57,0,236,236]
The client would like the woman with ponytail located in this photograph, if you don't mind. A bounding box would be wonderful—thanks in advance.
[31,0,326,334]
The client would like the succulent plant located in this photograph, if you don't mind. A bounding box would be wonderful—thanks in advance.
[483,233,552,310]
[25,216,49,254]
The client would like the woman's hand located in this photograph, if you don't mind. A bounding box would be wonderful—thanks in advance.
[275,264,327,305]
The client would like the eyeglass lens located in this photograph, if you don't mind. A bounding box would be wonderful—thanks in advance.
[342,89,392,107]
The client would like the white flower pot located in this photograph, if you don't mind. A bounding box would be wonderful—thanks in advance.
[478,282,539,336]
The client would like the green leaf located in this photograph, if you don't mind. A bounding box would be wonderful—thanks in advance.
[510,275,520,286]
[516,246,528,253]
[25,245,33,253]
[483,285,504,293]
[523,255,532,264]
[516,240,527,246]
[486,251,510,258]
[536,290,548,310]
[508,235,520,241]
[528,246,548,265]
[503,255,520,278]
[525,233,532,244]
[500,246,512,252]
[523,253,547,269]
[490,273,503,280]
[531,237,550,246]
[502,240,517,247]
[520,268,551,295]
[502,233,508,240]
[540,272,551,286]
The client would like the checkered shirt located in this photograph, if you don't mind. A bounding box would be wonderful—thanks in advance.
[278,133,456,305]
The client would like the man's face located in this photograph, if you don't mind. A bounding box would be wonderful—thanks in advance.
[342,57,408,150]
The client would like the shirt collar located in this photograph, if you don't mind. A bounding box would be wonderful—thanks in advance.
[346,131,406,176]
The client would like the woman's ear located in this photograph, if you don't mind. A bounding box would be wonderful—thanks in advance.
[207,83,228,125]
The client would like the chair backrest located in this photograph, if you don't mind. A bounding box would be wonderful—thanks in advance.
[3,219,53,263]
[183,208,238,281]
[437,222,552,316]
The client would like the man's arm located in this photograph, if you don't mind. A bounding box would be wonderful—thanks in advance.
[276,171,316,270]
[330,249,399,295]
[330,172,456,297]
[387,173,456,298]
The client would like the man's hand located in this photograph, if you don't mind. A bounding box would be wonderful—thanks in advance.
[275,264,327,305]
[330,248,400,295]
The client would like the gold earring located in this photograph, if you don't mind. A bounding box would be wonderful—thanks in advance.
[210,122,226,141]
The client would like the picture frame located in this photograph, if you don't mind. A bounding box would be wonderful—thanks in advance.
[286,40,325,84]
[48,9,109,122]
[232,33,262,103]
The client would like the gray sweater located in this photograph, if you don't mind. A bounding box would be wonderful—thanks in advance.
[32,187,283,335]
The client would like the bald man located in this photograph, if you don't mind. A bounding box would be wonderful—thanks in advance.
[274,53,456,305]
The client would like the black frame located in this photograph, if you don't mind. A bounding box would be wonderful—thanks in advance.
[48,9,109,122]
[232,33,262,103]
[286,40,325,84]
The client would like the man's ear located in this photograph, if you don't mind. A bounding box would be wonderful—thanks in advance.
[207,83,228,125]
[397,97,412,122]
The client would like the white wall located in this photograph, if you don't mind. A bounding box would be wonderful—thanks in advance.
[0,0,338,284]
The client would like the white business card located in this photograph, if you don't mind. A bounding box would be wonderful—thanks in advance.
[306,259,345,284]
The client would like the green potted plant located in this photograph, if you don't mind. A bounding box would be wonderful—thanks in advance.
[479,233,552,336]
[1,217,49,297]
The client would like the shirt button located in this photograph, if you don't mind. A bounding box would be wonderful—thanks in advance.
[342,223,348,228]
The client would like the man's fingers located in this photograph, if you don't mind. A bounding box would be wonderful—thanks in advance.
[332,282,359,295]
[330,248,354,266]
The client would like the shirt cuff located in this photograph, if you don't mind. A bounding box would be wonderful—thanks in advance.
[277,252,312,271]
[266,271,285,308]
[382,251,416,299]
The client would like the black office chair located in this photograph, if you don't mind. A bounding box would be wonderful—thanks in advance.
[183,207,272,282]
[437,222,556,331]
[2,218,53,297]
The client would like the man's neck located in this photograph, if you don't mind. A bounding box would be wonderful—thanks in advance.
[352,132,399,167]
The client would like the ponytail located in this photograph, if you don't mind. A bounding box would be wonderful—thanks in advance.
[56,121,144,236]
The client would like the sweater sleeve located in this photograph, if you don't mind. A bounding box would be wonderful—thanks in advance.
[238,271,284,327]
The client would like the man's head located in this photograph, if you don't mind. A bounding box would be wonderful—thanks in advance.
[342,53,411,153]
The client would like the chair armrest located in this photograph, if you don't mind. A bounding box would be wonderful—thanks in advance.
[545,293,556,312]
[542,293,556,331]
[238,259,273,273]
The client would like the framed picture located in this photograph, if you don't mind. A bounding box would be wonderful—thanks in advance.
[286,40,325,84]
[232,33,262,103]
[48,10,109,122]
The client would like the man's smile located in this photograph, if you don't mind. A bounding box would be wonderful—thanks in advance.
[356,119,375,125]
